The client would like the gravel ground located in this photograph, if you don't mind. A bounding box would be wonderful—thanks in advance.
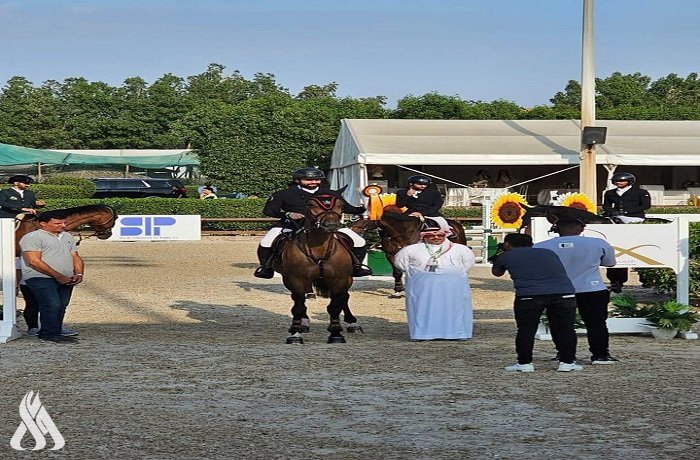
[0,236,698,460]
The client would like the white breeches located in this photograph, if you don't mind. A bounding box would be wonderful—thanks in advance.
[260,227,366,247]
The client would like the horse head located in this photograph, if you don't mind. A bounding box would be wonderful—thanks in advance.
[305,193,345,232]
[64,204,118,239]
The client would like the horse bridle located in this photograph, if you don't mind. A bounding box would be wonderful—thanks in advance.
[305,194,344,231]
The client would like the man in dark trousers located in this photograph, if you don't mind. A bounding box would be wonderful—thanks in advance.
[0,175,45,218]
[535,218,619,365]
[396,175,450,232]
[491,233,581,373]
[253,167,372,279]
[602,172,651,293]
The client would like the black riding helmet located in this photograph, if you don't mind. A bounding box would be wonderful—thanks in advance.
[611,172,636,185]
[292,167,325,180]
[408,175,432,185]
[7,175,33,184]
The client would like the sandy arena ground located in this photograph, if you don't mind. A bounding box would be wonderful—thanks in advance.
[0,236,698,459]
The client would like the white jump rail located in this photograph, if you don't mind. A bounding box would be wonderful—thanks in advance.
[1,219,20,343]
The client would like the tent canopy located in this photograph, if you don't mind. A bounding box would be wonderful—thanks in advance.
[329,119,700,202]
[0,143,198,168]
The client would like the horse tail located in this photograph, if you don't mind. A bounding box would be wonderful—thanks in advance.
[313,279,331,298]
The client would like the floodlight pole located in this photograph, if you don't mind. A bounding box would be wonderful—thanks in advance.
[580,0,597,201]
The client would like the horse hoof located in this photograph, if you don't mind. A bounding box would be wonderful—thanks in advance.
[305,292,316,299]
[346,324,364,333]
[286,335,304,344]
[389,293,404,299]
[327,335,346,344]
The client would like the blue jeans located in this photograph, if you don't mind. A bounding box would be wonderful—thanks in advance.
[513,294,577,365]
[24,277,74,337]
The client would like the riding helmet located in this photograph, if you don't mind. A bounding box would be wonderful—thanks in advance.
[611,172,636,184]
[408,175,432,185]
[292,167,325,180]
[7,175,33,184]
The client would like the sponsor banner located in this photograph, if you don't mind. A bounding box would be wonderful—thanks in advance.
[531,217,678,271]
[109,215,201,241]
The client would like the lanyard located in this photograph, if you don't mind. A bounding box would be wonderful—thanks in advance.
[424,242,452,271]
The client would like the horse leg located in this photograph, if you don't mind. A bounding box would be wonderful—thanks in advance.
[342,304,364,333]
[389,266,405,298]
[327,293,347,343]
[286,291,307,344]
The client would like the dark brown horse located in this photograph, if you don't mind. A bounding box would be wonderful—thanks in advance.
[273,192,358,344]
[14,204,118,254]
[350,206,467,296]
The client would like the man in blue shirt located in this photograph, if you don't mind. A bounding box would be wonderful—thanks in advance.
[535,218,619,364]
[491,233,581,372]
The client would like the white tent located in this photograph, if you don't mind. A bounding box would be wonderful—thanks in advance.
[329,119,700,203]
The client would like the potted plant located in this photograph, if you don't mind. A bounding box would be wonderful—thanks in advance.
[606,294,651,334]
[642,300,700,340]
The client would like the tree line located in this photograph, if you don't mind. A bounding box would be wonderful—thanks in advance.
[2,63,700,195]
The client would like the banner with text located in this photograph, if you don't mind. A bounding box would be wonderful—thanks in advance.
[109,215,201,241]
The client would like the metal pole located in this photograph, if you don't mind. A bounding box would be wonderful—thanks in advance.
[580,0,597,201]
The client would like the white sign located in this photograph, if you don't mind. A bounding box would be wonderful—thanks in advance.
[531,218,679,271]
[10,391,64,451]
[109,215,201,241]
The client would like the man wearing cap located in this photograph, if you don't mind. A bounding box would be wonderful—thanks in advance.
[535,218,619,365]
[0,175,45,219]
[253,167,372,279]
[394,223,475,340]
[396,175,451,233]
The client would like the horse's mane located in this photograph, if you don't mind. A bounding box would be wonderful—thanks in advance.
[381,210,417,222]
[522,204,609,224]
[40,204,116,218]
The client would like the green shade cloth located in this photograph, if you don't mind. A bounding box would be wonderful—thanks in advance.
[0,143,198,167]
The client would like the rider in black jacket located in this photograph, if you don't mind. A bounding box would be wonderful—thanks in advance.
[0,175,45,218]
[253,167,372,279]
[601,172,651,292]
[395,175,450,232]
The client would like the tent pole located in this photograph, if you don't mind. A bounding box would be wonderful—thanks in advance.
[37,162,42,180]
[124,164,129,178]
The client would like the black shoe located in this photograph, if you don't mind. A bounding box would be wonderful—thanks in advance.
[609,282,623,293]
[254,266,274,279]
[39,335,79,344]
[352,265,373,277]
[591,355,619,365]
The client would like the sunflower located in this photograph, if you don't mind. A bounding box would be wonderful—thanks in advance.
[491,193,528,228]
[560,192,597,213]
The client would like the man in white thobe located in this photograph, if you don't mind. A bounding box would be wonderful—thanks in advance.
[394,224,476,340]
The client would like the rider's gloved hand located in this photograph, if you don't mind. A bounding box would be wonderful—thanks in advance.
[286,212,305,220]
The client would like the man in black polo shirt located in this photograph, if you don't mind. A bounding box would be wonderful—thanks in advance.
[491,233,581,372]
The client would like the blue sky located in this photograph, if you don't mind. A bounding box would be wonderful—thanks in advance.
[1,0,699,107]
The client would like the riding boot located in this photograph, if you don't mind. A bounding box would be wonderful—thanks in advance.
[351,246,373,277]
[253,246,275,279]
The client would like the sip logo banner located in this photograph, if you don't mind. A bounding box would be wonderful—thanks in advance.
[110,215,201,241]
[10,391,64,451]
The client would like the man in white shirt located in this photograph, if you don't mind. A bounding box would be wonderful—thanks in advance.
[394,224,476,340]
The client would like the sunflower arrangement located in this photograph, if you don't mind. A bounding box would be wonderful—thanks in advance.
[491,193,528,228]
[559,192,597,213]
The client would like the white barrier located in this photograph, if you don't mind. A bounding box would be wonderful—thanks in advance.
[0,219,20,343]
[108,215,201,241]
[531,215,698,340]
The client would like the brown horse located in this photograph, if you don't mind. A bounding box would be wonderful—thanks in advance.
[14,204,118,254]
[273,192,357,344]
[350,207,467,296]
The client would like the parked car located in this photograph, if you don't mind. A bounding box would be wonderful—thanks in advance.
[92,178,187,198]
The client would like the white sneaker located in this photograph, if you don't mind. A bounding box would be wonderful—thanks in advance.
[557,362,583,372]
[505,363,534,372]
